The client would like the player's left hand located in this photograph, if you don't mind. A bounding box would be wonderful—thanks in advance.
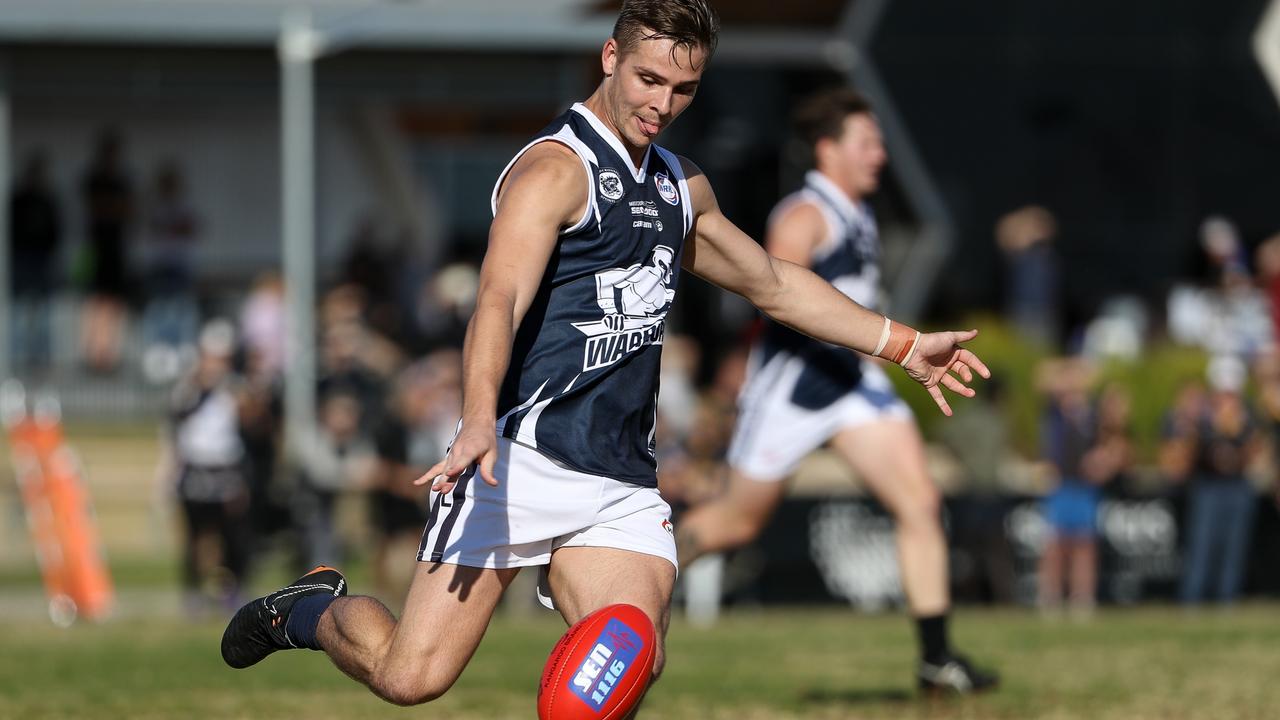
[901,328,990,416]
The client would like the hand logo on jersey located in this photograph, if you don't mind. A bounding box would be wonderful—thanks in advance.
[573,246,676,371]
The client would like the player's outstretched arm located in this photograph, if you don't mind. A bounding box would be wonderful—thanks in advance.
[417,142,588,491]
[678,158,988,415]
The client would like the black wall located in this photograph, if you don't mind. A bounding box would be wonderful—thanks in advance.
[877,0,1280,328]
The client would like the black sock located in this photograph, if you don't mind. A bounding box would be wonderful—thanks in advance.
[916,613,950,664]
[285,594,338,651]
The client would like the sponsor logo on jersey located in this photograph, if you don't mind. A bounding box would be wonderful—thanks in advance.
[568,618,645,711]
[661,518,673,534]
[628,200,665,232]
[598,168,624,202]
[573,246,676,371]
[629,200,660,217]
[654,172,679,205]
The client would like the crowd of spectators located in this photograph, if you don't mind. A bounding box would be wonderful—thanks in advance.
[653,204,1280,614]
[5,131,481,613]
[991,207,1279,612]
[160,276,467,613]
[7,135,1279,614]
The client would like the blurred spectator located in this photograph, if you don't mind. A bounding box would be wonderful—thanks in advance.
[370,351,462,599]
[1092,381,1136,490]
[140,161,201,383]
[936,377,1017,604]
[79,128,133,373]
[340,214,411,342]
[1255,232,1280,343]
[1080,296,1146,362]
[164,319,250,614]
[1158,378,1207,481]
[237,365,285,553]
[319,320,394,423]
[1036,359,1130,616]
[240,272,286,380]
[412,262,478,351]
[293,387,376,570]
[237,275,288,550]
[320,283,405,386]
[657,342,743,510]
[657,335,701,443]
[996,205,1060,346]
[1254,350,1280,489]
[8,150,62,371]
[1168,355,1261,605]
[1200,216,1248,284]
[1167,216,1272,357]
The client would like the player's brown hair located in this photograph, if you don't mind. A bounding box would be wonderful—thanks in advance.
[613,0,720,62]
[793,87,874,150]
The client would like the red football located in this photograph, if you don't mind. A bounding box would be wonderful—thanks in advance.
[537,603,656,720]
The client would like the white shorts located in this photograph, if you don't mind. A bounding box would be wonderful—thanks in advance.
[418,438,677,574]
[726,353,913,481]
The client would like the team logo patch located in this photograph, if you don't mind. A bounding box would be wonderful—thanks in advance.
[568,618,645,711]
[598,168,624,202]
[654,172,679,205]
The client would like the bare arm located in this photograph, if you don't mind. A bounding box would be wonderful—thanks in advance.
[416,142,587,491]
[679,158,988,415]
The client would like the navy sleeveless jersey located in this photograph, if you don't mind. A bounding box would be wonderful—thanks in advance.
[489,103,693,487]
[757,170,882,409]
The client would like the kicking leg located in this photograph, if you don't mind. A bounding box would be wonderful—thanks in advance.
[223,562,519,706]
[321,561,519,705]
[674,469,787,567]
[546,547,676,683]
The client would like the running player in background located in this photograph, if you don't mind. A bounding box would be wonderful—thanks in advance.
[675,88,998,694]
[221,2,988,708]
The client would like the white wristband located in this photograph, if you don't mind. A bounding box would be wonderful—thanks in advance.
[901,331,922,366]
[872,316,891,357]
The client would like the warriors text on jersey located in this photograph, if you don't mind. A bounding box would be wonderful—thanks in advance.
[489,103,694,486]
[756,170,882,409]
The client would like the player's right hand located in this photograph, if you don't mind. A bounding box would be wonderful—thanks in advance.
[415,423,500,493]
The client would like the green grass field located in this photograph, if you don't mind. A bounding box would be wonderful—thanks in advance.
[1,604,1278,719]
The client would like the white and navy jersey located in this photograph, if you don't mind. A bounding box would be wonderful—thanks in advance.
[488,103,694,487]
[756,170,881,410]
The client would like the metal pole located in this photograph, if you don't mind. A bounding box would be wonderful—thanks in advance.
[279,7,320,460]
[839,0,954,323]
[0,56,11,381]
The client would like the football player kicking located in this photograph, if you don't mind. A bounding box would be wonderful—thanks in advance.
[675,88,997,694]
[221,0,988,710]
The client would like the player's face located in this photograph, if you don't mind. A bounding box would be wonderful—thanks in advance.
[830,112,886,197]
[602,34,707,151]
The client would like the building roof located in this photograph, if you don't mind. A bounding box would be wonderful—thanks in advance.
[0,0,848,63]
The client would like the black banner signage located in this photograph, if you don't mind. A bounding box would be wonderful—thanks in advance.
[709,493,1280,607]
